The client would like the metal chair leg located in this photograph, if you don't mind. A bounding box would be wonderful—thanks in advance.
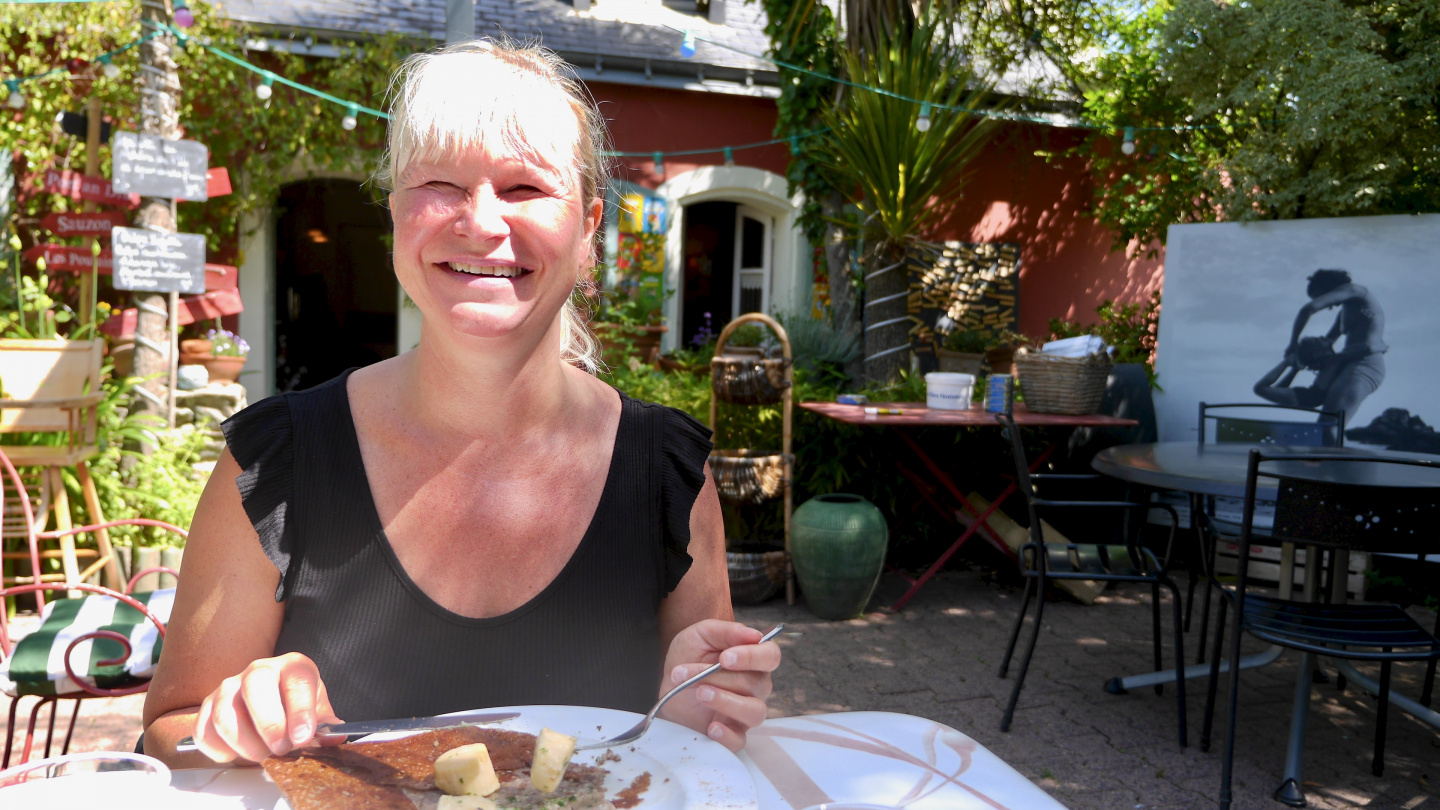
[42,697,58,758]
[60,699,82,756]
[1201,597,1228,753]
[998,575,1035,679]
[3,695,19,769]
[1151,580,1164,696]
[1184,566,1199,633]
[1218,594,1247,810]
[1167,579,1188,748]
[1000,579,1047,733]
[1373,659,1391,777]
[1422,611,1437,708]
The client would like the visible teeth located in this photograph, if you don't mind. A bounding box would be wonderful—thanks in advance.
[450,262,523,278]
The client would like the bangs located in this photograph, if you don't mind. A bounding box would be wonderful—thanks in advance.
[381,48,584,191]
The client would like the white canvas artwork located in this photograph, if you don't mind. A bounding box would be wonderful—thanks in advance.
[1154,214,1440,453]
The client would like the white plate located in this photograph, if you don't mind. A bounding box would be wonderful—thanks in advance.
[335,705,757,810]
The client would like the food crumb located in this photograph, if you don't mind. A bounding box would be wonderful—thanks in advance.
[611,772,651,809]
[595,750,621,765]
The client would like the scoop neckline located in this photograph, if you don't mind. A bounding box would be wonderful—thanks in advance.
[335,369,630,627]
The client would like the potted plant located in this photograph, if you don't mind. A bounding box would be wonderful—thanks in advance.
[591,286,668,366]
[935,329,987,376]
[179,327,249,384]
[981,328,1031,377]
[720,323,767,358]
[657,312,716,376]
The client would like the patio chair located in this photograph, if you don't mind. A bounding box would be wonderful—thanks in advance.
[1187,403,1346,660]
[1211,450,1440,809]
[0,448,186,768]
[0,338,123,592]
[994,413,1189,747]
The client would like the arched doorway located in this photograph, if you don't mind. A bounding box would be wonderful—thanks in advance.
[272,179,395,391]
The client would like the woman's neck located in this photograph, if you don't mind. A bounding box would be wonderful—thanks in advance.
[393,321,593,442]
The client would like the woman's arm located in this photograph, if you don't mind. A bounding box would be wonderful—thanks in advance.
[1253,357,1303,406]
[656,466,781,751]
[142,450,340,767]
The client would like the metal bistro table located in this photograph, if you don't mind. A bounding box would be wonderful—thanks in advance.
[801,402,1137,611]
[1093,440,1440,801]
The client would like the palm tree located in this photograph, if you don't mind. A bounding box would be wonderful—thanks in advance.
[820,3,1000,384]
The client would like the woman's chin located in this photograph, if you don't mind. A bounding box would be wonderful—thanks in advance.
[441,305,533,341]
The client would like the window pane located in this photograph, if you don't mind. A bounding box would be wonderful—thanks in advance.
[740,217,764,268]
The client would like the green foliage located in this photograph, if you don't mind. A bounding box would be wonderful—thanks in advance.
[1084,0,1440,247]
[773,308,860,386]
[2,4,414,256]
[819,7,1002,249]
[750,0,841,247]
[725,323,767,348]
[1049,290,1161,387]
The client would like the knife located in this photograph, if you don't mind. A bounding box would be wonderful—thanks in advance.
[174,710,520,753]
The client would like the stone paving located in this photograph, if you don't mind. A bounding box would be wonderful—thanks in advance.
[11,568,1439,809]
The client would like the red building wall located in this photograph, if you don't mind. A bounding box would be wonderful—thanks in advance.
[588,82,1165,336]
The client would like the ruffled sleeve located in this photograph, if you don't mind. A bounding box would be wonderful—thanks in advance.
[657,406,715,594]
[220,395,296,602]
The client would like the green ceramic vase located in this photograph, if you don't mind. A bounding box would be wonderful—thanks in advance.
[791,494,889,620]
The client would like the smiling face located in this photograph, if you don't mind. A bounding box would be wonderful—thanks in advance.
[385,47,604,350]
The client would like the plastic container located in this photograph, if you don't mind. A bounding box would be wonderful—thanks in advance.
[0,752,170,806]
[923,372,974,411]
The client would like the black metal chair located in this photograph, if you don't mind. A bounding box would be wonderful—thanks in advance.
[994,413,1188,746]
[1187,403,1347,659]
[1211,450,1440,810]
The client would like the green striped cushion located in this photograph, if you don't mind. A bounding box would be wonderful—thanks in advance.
[1,588,173,697]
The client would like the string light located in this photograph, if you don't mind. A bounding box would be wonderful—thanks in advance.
[5,79,22,110]
[99,55,120,79]
[255,71,275,100]
[1121,127,1136,155]
[916,102,932,132]
[680,30,696,59]
[341,102,359,131]
[652,151,664,177]
[173,0,195,29]
[724,146,734,167]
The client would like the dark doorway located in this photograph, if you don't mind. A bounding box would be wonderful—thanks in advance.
[273,179,396,391]
[680,201,737,347]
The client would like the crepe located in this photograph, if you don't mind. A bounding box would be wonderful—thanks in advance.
[264,727,617,810]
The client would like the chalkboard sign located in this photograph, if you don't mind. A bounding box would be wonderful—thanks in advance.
[111,131,209,201]
[111,227,206,293]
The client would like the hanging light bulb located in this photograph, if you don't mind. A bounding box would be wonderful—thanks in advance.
[652,152,664,177]
[4,80,23,110]
[723,146,734,167]
[256,72,275,101]
[341,102,359,131]
[1121,126,1137,156]
[99,54,120,79]
[173,0,195,29]
[680,30,696,58]
[916,102,932,132]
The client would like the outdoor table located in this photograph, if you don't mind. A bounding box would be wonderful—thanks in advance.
[1092,440,1440,801]
[800,401,1137,611]
[161,711,1064,809]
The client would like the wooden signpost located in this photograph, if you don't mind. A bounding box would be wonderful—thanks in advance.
[111,131,209,201]
[38,211,129,238]
[109,227,206,295]
[40,168,140,209]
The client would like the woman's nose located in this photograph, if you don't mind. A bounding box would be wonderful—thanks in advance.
[453,187,508,241]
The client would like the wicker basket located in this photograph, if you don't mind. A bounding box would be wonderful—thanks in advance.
[726,547,788,605]
[1013,351,1112,414]
[711,356,792,406]
[709,449,791,504]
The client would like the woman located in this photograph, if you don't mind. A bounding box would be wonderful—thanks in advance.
[141,40,780,766]
[1285,269,1387,420]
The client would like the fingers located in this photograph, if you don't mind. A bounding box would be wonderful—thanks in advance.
[191,653,332,763]
[695,683,769,731]
[669,665,772,701]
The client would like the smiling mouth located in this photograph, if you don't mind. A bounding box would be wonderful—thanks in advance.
[445,262,531,279]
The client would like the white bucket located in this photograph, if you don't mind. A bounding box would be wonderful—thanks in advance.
[925,372,974,410]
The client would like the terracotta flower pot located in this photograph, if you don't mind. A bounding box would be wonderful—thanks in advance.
[179,352,246,383]
[936,349,984,376]
[180,338,213,355]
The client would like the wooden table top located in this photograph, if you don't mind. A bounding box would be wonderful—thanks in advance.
[799,401,1139,427]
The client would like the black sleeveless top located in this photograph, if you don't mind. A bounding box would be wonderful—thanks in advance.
[219,371,713,721]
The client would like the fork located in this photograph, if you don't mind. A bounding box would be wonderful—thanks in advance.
[575,623,784,751]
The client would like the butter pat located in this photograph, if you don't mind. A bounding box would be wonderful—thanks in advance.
[437,796,498,810]
[434,743,500,797]
[529,727,578,794]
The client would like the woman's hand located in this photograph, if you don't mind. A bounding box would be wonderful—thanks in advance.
[191,652,343,763]
[657,619,782,752]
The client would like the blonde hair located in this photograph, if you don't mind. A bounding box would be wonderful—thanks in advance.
[377,38,610,373]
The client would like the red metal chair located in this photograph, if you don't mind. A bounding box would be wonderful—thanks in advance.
[0,447,186,768]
